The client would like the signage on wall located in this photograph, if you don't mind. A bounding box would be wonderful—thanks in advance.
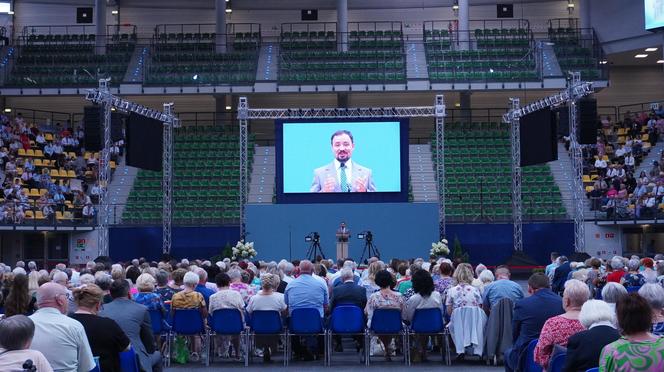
[69,231,99,264]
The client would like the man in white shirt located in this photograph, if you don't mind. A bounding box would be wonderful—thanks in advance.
[594,157,607,176]
[625,154,635,171]
[29,282,95,372]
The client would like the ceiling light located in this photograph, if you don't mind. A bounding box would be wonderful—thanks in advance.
[454,103,461,107]
[225,8,232,13]
[657,60,664,64]
[225,106,232,110]
[599,60,608,65]
[452,5,459,10]
[7,11,14,15]
[645,47,658,52]
[567,3,575,7]
[3,108,11,113]
[111,10,118,15]
[635,54,648,58]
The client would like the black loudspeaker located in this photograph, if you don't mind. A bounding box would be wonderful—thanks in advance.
[301,9,318,21]
[111,113,124,143]
[556,106,570,137]
[126,113,163,171]
[83,106,102,151]
[578,97,598,145]
[519,107,558,167]
[77,7,93,24]
[497,4,514,18]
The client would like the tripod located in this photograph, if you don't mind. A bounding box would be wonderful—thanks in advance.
[306,240,326,261]
[359,235,380,264]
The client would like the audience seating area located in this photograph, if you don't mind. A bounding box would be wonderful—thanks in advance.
[434,121,565,221]
[7,34,135,87]
[548,27,602,80]
[144,31,260,85]
[122,127,254,225]
[279,26,406,83]
[425,26,538,82]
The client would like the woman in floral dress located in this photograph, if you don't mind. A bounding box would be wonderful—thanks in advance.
[365,270,404,361]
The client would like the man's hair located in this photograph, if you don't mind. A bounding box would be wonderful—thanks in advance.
[340,268,354,282]
[527,272,550,290]
[109,278,130,299]
[330,130,354,144]
[550,252,560,260]
[215,273,231,288]
[0,315,35,351]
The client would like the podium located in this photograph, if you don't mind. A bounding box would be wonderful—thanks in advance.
[336,230,349,260]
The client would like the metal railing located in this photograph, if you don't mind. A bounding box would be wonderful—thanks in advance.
[19,25,137,45]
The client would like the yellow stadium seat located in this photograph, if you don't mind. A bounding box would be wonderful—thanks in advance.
[24,210,34,219]
[34,159,43,167]
[582,175,591,183]
[50,169,59,178]
[602,155,609,161]
[110,161,116,169]
[35,211,45,220]
[617,128,626,135]
[26,149,35,157]
[39,189,47,196]
[84,152,91,160]
[643,142,652,150]
[591,174,599,180]
[34,150,44,157]
[56,211,64,221]
[17,148,26,156]
[642,133,650,141]
[585,186,594,193]
[29,188,40,197]
[45,133,53,141]
[67,170,76,178]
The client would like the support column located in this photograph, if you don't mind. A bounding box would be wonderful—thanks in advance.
[579,0,592,37]
[215,0,228,53]
[459,91,472,123]
[337,93,349,108]
[458,0,470,50]
[337,0,348,52]
[94,0,107,55]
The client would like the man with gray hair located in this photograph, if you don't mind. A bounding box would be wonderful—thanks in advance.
[193,267,215,304]
[0,315,53,371]
[482,265,524,312]
[329,268,367,352]
[331,260,360,287]
[27,261,37,272]
[279,261,295,283]
[30,283,95,372]
[15,260,25,268]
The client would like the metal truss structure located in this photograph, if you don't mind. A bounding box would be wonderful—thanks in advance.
[434,95,447,239]
[509,98,523,252]
[503,72,593,253]
[84,80,179,255]
[237,96,446,238]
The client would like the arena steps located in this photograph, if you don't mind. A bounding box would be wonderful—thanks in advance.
[255,42,279,81]
[108,157,139,224]
[409,144,438,202]
[405,39,429,80]
[123,46,149,83]
[548,142,583,219]
[248,145,275,204]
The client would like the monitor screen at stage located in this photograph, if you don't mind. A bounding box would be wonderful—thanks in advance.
[645,0,664,30]
[275,119,409,203]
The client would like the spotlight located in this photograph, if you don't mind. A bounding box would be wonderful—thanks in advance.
[111,10,118,15]
[3,108,11,113]
[192,74,198,80]
[225,105,232,110]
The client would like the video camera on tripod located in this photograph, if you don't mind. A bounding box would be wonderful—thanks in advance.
[304,232,320,244]
[357,231,373,243]
[357,230,379,263]
[304,232,325,260]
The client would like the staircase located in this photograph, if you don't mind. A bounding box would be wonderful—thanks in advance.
[405,39,429,80]
[255,42,279,81]
[410,144,438,202]
[123,46,149,83]
[248,145,275,204]
[548,142,588,218]
[634,143,664,177]
[108,157,139,223]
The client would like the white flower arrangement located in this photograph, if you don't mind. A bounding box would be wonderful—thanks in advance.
[232,240,257,261]
[430,239,450,257]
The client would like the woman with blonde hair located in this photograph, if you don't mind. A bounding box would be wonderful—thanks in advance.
[70,284,130,372]
[27,270,40,297]
[133,273,166,315]
[445,263,482,315]
[359,260,385,298]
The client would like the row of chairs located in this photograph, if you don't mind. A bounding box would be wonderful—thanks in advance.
[523,339,598,372]
[151,306,451,367]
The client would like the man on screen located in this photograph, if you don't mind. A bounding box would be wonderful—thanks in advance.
[310,130,376,193]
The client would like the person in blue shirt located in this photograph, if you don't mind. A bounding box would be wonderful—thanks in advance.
[544,252,560,281]
[482,266,525,312]
[284,260,329,361]
[193,267,215,305]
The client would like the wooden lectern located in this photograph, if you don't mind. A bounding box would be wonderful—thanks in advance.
[336,227,350,260]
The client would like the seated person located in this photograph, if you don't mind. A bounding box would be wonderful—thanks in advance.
[0,315,53,372]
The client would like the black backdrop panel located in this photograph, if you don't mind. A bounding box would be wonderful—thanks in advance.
[578,97,598,145]
[555,106,570,137]
[111,113,124,143]
[519,107,558,167]
[126,113,163,171]
[83,106,102,151]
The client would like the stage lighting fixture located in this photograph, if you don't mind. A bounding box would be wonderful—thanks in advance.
[225,105,232,110]
[645,48,658,52]
[192,74,198,80]
[635,54,648,58]
[3,108,11,113]
[452,0,459,14]
[567,0,575,14]
[111,10,118,15]
[657,60,664,64]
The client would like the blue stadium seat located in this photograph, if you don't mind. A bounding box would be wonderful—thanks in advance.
[119,347,140,372]
[210,309,248,365]
[327,305,365,365]
[367,308,409,365]
[248,310,286,366]
[286,308,325,366]
[549,352,566,372]
[409,307,450,365]
[170,309,210,366]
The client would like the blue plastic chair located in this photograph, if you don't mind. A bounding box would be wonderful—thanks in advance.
[210,309,248,365]
[327,305,365,366]
[410,308,449,365]
[248,310,285,366]
[286,308,325,366]
[170,309,210,366]
[119,347,140,372]
[523,339,543,372]
[90,356,100,372]
[549,352,566,372]
[367,308,408,365]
